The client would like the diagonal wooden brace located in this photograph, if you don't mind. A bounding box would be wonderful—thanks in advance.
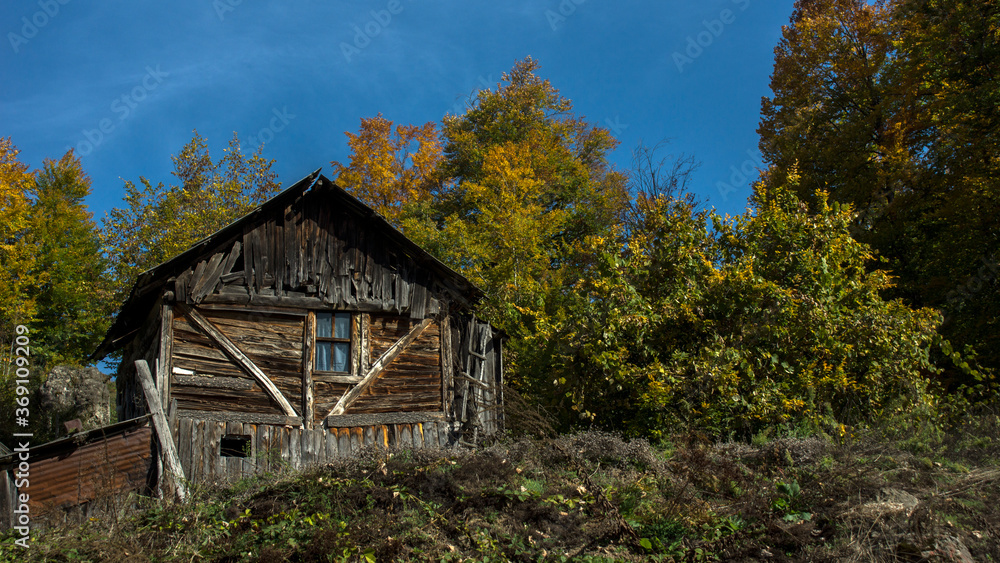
[178,303,300,419]
[326,317,433,418]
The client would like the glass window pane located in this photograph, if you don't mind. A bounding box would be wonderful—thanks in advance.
[317,312,332,338]
[334,312,350,339]
[332,342,349,372]
[315,342,331,371]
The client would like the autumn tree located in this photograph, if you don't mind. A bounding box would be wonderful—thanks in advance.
[331,59,629,393]
[331,114,441,223]
[412,58,630,388]
[758,0,1000,384]
[0,138,35,339]
[103,131,280,307]
[757,0,900,216]
[25,150,111,367]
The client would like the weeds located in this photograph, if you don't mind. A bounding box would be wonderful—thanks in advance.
[2,420,998,562]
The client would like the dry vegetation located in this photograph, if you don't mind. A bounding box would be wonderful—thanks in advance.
[3,411,999,562]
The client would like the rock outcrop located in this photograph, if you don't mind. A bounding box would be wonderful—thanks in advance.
[36,365,111,437]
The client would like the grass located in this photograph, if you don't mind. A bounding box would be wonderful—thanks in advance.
[1,419,998,562]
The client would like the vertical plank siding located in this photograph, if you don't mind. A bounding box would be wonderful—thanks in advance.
[450,315,504,441]
[117,301,164,421]
[171,186,451,318]
[170,417,460,484]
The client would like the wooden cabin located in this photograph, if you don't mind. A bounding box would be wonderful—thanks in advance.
[93,170,503,486]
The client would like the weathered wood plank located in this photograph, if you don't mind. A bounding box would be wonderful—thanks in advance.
[338,428,350,455]
[348,402,447,414]
[197,302,306,317]
[325,411,445,428]
[289,426,301,470]
[325,428,338,459]
[178,417,193,484]
[302,311,315,429]
[439,314,451,417]
[359,313,371,374]
[209,420,224,482]
[438,422,449,448]
[398,424,412,448]
[179,304,299,418]
[174,269,191,305]
[158,302,174,412]
[242,423,257,477]
[413,423,423,449]
[189,259,208,300]
[168,397,178,442]
[313,427,325,465]
[219,271,246,285]
[177,409,303,426]
[255,424,272,473]
[327,318,433,417]
[350,427,362,452]
[200,307,304,329]
[203,291,400,312]
[352,392,444,407]
[192,251,226,303]
[312,374,363,385]
[135,360,188,502]
[174,375,254,391]
[350,313,361,378]
[191,419,204,483]
[299,427,314,467]
[171,390,276,414]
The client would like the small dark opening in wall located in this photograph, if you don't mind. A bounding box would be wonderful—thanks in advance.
[220,435,251,458]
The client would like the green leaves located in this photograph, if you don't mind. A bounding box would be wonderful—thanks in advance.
[546,176,941,439]
[26,150,111,367]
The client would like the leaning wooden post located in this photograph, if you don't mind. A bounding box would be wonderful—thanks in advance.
[135,360,188,503]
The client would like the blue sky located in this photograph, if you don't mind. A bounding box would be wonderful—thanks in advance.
[2,0,793,222]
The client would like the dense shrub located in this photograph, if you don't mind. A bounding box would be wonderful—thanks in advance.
[529,175,947,440]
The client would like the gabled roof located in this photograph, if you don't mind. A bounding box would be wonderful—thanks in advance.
[93,170,482,360]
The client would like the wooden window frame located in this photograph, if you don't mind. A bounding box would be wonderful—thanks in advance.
[314,311,353,375]
[308,311,363,385]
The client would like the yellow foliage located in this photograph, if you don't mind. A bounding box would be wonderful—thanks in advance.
[0,137,36,328]
[332,114,441,223]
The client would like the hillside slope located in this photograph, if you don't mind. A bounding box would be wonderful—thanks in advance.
[2,425,998,562]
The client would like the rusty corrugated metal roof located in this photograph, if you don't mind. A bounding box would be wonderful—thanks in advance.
[0,416,153,515]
